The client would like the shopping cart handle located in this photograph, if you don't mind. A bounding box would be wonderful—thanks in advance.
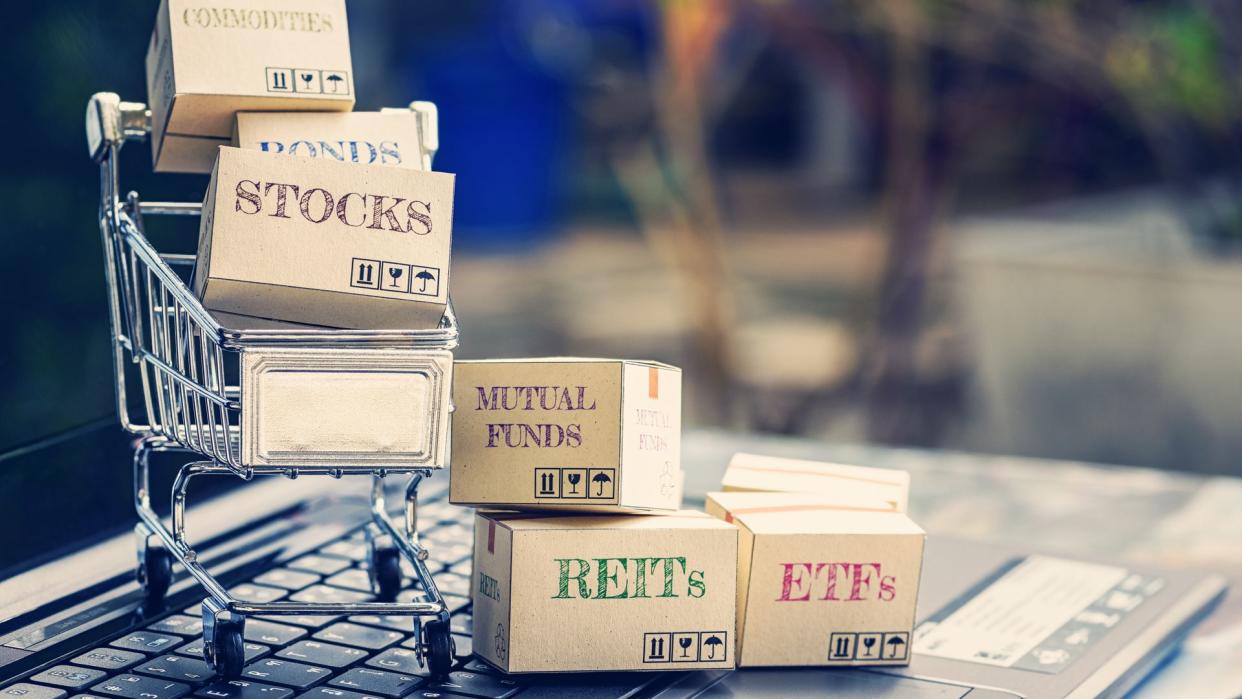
[86,92,151,162]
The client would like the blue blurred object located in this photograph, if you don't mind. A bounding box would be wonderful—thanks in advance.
[403,4,571,249]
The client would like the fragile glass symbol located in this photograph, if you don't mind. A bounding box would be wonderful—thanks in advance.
[301,73,314,90]
[678,637,693,658]
[388,266,404,288]
[566,472,581,494]
[862,636,877,656]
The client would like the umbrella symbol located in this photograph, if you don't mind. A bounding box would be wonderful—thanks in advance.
[326,73,344,93]
[592,472,612,496]
[300,72,314,90]
[702,635,723,660]
[885,635,906,658]
[415,269,435,292]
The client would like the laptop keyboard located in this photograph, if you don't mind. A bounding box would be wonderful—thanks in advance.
[1,495,660,699]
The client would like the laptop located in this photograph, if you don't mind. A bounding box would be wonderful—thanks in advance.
[0,424,1226,699]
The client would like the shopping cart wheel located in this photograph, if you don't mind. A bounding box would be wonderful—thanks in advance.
[135,524,171,604]
[366,525,402,601]
[202,598,246,678]
[424,620,454,677]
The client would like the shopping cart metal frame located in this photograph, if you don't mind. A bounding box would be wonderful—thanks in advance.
[86,92,458,678]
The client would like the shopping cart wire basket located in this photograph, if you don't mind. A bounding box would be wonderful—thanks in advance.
[86,92,459,678]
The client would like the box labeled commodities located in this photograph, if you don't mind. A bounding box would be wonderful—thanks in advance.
[145,0,354,173]
[234,112,425,169]
[472,510,737,673]
[450,358,682,513]
[195,147,454,329]
[722,452,910,513]
[705,491,925,668]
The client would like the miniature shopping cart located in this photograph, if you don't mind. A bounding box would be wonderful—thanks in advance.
[86,92,459,678]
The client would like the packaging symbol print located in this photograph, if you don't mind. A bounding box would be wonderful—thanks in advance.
[451,359,682,513]
[472,511,737,673]
[706,491,925,667]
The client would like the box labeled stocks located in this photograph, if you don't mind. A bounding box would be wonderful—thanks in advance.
[451,359,682,512]
[195,147,454,329]
[706,491,925,668]
[235,112,425,169]
[146,0,354,172]
[723,452,910,513]
[472,511,737,673]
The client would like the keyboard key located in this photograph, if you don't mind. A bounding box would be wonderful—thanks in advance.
[363,648,426,677]
[322,570,372,594]
[134,655,216,685]
[405,692,472,699]
[423,672,521,699]
[111,633,183,654]
[66,694,110,699]
[294,689,381,699]
[319,541,366,561]
[194,680,292,699]
[256,615,338,630]
[313,624,403,651]
[276,641,368,669]
[244,620,307,646]
[346,616,413,632]
[457,659,496,675]
[289,586,370,605]
[177,641,269,664]
[327,669,422,698]
[92,674,190,699]
[71,648,146,671]
[30,667,108,690]
[287,556,350,577]
[240,660,330,690]
[148,616,205,637]
[1,684,67,699]
[229,585,288,604]
[252,570,320,592]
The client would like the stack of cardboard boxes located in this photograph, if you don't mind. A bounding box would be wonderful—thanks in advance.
[146,0,928,675]
[451,362,927,673]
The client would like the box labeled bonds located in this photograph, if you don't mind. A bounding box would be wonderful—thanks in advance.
[471,510,737,673]
[450,359,682,513]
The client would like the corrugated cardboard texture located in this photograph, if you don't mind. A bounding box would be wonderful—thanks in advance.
[450,359,682,513]
[472,511,737,673]
[722,452,910,512]
[195,147,454,329]
[234,112,425,169]
[145,0,354,172]
[706,492,925,668]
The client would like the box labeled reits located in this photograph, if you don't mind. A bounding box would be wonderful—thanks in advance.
[472,510,737,673]
[195,147,454,329]
[450,359,682,513]
[146,0,354,173]
[723,452,910,512]
[706,491,925,668]
[235,112,426,169]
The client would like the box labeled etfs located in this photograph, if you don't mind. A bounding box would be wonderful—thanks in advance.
[195,147,454,329]
[706,491,925,667]
[472,510,737,673]
[145,0,355,172]
[450,358,682,513]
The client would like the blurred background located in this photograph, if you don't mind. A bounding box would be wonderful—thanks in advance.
[5,0,1242,486]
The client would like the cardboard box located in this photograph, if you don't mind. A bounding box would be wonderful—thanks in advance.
[472,510,737,673]
[450,359,682,513]
[722,452,910,512]
[210,310,328,331]
[705,491,925,668]
[195,147,454,329]
[145,0,354,173]
[234,112,426,169]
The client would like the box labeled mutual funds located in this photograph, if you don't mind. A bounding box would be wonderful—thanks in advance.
[450,359,682,512]
[472,510,737,673]
[235,112,426,169]
[706,491,925,667]
[722,452,910,512]
[195,147,454,328]
[146,0,354,172]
